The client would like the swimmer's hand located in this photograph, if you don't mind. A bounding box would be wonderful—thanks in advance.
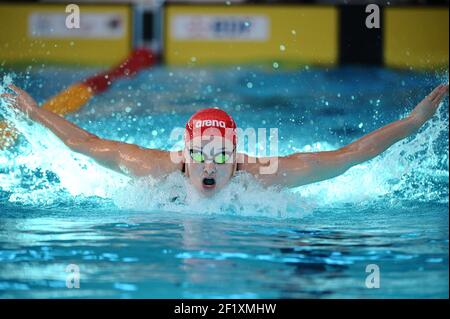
[1,84,38,117]
[410,84,449,126]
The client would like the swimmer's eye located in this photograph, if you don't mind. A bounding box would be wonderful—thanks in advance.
[214,152,230,164]
[190,150,205,163]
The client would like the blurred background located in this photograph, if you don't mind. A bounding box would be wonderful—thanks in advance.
[0,0,448,70]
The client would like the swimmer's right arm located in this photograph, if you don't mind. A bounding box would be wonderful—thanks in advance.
[2,85,181,177]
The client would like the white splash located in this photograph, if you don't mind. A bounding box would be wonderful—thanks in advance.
[111,171,313,219]
[0,74,448,218]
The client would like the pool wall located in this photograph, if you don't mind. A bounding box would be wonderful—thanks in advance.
[0,2,133,67]
[0,2,448,70]
[163,3,449,70]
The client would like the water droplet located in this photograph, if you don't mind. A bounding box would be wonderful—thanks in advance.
[246,82,253,89]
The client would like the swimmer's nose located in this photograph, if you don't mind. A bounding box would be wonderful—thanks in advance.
[203,161,216,175]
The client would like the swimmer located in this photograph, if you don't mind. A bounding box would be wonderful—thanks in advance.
[1,83,448,197]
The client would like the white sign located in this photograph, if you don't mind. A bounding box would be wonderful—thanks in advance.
[171,14,269,41]
[29,12,125,38]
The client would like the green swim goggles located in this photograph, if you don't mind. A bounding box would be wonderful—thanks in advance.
[189,149,234,164]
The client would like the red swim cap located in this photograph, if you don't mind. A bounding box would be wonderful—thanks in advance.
[185,108,237,146]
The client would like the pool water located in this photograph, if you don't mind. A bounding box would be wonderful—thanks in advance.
[0,65,448,298]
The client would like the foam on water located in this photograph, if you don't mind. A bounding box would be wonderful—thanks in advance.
[297,108,449,207]
[0,72,448,218]
[111,171,310,218]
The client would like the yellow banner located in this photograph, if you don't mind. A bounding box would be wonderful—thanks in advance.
[164,5,338,67]
[384,7,449,70]
[0,3,132,66]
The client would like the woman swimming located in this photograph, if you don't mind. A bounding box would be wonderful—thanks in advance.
[1,83,448,197]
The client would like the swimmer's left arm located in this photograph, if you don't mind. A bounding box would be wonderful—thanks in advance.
[244,84,448,188]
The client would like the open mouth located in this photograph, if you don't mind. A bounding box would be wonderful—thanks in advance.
[202,177,216,189]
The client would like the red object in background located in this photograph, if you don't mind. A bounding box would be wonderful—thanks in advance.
[84,47,157,93]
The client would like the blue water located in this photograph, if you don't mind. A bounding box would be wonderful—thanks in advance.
[0,65,448,298]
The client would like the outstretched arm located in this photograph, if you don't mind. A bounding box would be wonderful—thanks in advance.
[2,85,180,177]
[244,84,449,187]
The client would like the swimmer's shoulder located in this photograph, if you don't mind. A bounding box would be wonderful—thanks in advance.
[236,153,258,173]
[236,153,279,185]
[156,150,184,174]
[126,148,183,178]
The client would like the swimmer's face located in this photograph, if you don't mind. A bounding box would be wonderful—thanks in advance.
[184,136,237,197]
